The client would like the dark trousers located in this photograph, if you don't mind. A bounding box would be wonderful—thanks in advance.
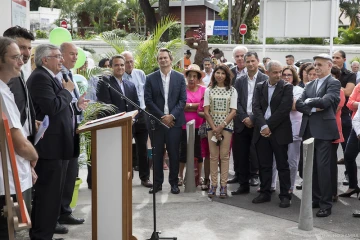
[232,127,256,187]
[150,126,182,186]
[0,188,32,240]
[255,136,291,199]
[331,143,339,197]
[179,129,202,163]
[341,113,352,152]
[298,142,303,179]
[133,119,150,181]
[344,129,359,189]
[60,158,78,216]
[312,139,333,210]
[30,159,69,240]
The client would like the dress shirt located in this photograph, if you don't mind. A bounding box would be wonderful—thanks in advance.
[123,69,146,109]
[202,69,213,87]
[307,74,330,112]
[115,77,125,95]
[356,71,360,85]
[261,81,277,131]
[246,71,258,115]
[236,66,247,79]
[160,70,171,115]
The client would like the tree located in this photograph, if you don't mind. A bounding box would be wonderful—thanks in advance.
[54,0,82,36]
[139,0,157,32]
[218,0,260,44]
[159,0,170,41]
[340,0,360,30]
[30,0,51,11]
[76,0,120,33]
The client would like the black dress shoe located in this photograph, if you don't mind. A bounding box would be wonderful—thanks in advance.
[352,210,360,217]
[53,238,65,240]
[149,185,162,194]
[170,185,180,194]
[231,186,250,195]
[133,166,139,171]
[227,177,238,184]
[279,198,291,208]
[316,208,331,217]
[58,214,85,225]
[250,177,259,187]
[252,193,271,204]
[54,222,68,234]
[312,202,320,208]
[141,179,153,188]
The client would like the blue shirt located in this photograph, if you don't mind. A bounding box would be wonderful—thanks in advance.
[261,81,278,131]
[123,69,146,109]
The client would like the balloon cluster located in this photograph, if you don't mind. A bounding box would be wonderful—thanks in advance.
[49,27,88,91]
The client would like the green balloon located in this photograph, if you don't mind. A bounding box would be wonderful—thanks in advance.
[74,47,86,69]
[49,27,72,46]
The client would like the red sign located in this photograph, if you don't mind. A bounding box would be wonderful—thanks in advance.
[60,20,67,29]
[239,24,247,35]
[12,0,26,7]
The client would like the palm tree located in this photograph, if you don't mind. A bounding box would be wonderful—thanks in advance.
[101,15,183,75]
[340,0,360,30]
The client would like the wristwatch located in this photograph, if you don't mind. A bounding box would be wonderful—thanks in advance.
[189,103,193,107]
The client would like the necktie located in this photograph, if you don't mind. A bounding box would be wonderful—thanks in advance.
[69,71,79,99]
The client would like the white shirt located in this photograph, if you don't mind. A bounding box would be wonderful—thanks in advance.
[353,109,360,136]
[246,71,258,115]
[308,74,330,112]
[0,80,32,195]
[160,70,171,115]
[115,77,125,95]
[202,69,213,87]
[235,66,247,79]
[291,86,304,140]
[356,71,360,85]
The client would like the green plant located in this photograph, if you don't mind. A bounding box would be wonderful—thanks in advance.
[35,30,48,39]
[207,36,228,44]
[335,27,360,44]
[101,15,183,75]
[351,56,360,63]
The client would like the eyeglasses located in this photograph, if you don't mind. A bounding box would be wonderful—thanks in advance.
[282,74,293,77]
[11,54,24,62]
[47,55,63,59]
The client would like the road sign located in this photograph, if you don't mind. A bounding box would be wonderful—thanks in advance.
[60,20,67,29]
[239,24,247,35]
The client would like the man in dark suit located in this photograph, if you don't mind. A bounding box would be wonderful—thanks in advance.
[296,54,340,217]
[230,46,248,86]
[27,44,87,240]
[55,43,88,231]
[252,60,293,208]
[144,48,187,194]
[231,52,268,195]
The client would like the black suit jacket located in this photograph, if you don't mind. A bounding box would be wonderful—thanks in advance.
[233,71,268,133]
[7,75,36,143]
[144,70,187,128]
[252,79,293,145]
[27,66,81,160]
[296,75,340,140]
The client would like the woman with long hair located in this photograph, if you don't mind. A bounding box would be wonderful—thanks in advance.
[204,64,237,198]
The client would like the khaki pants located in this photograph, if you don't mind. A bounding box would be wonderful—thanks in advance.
[208,130,232,187]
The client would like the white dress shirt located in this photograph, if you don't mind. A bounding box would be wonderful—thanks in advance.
[246,71,258,115]
[202,69,213,87]
[115,77,125,95]
[307,74,330,112]
[261,82,277,131]
[160,70,171,115]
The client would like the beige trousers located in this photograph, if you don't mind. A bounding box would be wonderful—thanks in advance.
[207,130,232,187]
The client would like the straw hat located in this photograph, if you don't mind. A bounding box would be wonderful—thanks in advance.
[183,64,205,79]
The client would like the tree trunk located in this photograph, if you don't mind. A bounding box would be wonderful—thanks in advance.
[139,0,157,32]
[159,0,170,41]
[232,0,244,43]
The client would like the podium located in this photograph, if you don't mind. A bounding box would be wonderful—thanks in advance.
[77,110,138,240]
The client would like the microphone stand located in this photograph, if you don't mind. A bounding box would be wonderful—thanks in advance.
[101,80,177,240]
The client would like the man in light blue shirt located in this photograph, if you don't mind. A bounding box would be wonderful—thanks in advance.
[121,51,152,188]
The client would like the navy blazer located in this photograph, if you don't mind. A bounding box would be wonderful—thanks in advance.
[27,66,80,160]
[97,75,140,114]
[144,70,187,128]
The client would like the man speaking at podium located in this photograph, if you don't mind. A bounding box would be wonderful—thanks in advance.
[144,48,187,194]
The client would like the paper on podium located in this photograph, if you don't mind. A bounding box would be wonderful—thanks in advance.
[34,115,49,145]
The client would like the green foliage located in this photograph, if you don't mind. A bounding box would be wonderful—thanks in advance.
[110,29,128,38]
[335,27,360,44]
[169,23,181,39]
[101,15,183,75]
[207,36,228,44]
[265,37,324,44]
[30,0,51,11]
[351,56,360,63]
[35,30,48,39]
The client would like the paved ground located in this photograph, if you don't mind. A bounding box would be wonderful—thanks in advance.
[16,147,360,240]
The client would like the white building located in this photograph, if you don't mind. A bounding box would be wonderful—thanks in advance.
[0,0,30,36]
[30,7,61,32]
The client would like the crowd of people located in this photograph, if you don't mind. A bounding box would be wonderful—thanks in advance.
[1,24,360,240]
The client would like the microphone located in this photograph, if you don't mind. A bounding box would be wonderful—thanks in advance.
[61,69,69,82]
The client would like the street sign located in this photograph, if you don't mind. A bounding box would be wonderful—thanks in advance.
[60,20,67,29]
[239,24,247,35]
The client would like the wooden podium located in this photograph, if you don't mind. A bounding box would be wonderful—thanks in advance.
[77,110,138,240]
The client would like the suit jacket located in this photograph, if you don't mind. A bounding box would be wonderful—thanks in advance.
[27,66,81,160]
[231,66,237,86]
[252,79,293,145]
[7,74,36,143]
[296,75,340,140]
[233,71,268,133]
[144,70,187,128]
